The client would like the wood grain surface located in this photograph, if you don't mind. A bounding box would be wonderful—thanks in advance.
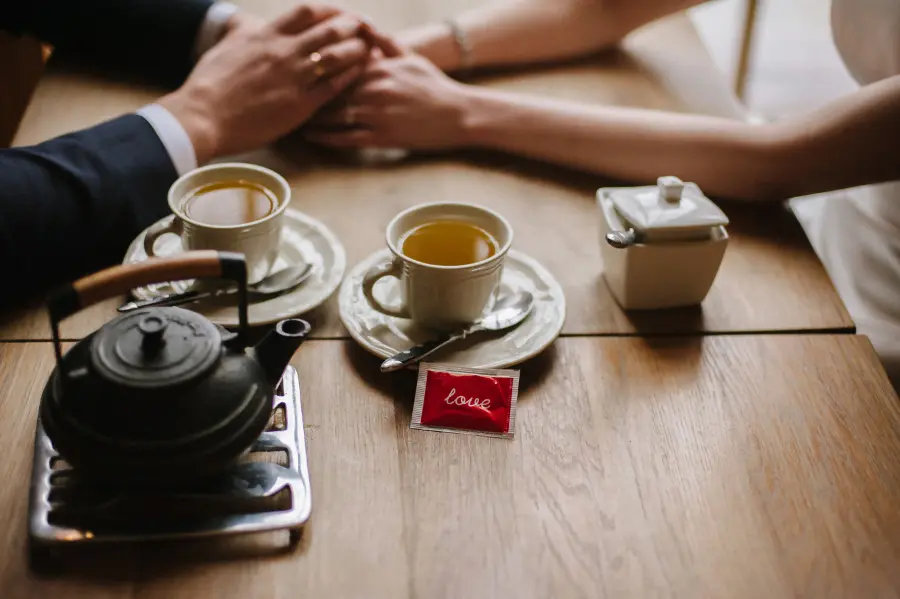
[0,1,852,341]
[2,336,899,598]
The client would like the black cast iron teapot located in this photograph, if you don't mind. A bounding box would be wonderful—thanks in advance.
[39,251,310,487]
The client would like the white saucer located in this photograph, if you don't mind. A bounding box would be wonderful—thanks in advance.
[339,249,566,369]
[123,209,346,327]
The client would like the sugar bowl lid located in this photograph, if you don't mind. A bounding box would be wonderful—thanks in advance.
[607,176,729,234]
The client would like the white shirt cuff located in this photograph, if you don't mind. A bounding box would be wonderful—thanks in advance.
[136,104,198,176]
[193,2,240,60]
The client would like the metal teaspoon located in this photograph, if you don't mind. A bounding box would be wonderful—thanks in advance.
[379,291,535,373]
[118,263,314,312]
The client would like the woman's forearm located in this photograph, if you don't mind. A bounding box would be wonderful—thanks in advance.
[459,88,778,200]
[456,75,900,201]
[399,0,704,73]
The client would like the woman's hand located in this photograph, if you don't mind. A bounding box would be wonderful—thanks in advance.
[304,30,475,150]
[160,4,373,163]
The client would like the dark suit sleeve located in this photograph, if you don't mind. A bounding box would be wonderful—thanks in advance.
[5,0,215,86]
[0,115,177,304]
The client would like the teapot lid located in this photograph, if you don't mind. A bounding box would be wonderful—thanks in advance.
[90,307,222,388]
[608,176,729,234]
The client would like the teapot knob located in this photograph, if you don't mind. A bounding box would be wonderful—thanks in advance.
[657,176,684,204]
[138,313,169,352]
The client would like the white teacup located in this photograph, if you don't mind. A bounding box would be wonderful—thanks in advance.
[362,202,513,330]
[144,162,291,284]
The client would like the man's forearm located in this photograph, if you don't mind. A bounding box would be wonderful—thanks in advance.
[456,74,900,202]
[459,87,777,200]
[0,116,177,302]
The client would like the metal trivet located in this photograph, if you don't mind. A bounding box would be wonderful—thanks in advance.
[28,366,311,560]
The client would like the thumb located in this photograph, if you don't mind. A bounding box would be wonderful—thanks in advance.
[361,23,406,58]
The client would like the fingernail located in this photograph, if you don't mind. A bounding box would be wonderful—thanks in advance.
[358,14,377,30]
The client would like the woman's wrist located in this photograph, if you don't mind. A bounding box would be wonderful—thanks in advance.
[456,86,507,149]
[397,23,462,72]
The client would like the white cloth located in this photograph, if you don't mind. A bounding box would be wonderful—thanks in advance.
[192,1,240,61]
[789,0,900,387]
[135,2,238,176]
[135,104,199,176]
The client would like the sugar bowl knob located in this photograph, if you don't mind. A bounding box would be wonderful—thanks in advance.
[657,176,684,204]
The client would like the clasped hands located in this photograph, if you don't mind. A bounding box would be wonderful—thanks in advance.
[159,3,471,166]
[303,20,473,152]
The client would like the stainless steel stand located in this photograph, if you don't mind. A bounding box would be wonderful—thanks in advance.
[28,366,311,564]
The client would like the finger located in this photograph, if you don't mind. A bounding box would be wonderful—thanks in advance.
[360,23,405,58]
[349,81,397,104]
[295,14,363,55]
[299,37,369,86]
[271,4,343,34]
[308,105,382,128]
[305,129,378,148]
[307,63,367,105]
[306,108,351,127]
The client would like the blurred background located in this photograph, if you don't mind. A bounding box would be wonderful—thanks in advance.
[692,0,856,119]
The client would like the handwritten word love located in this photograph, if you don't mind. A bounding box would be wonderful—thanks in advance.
[443,387,492,410]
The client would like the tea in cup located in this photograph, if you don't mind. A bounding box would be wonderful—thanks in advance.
[144,163,291,284]
[362,202,513,330]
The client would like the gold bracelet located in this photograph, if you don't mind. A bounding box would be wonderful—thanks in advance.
[444,18,473,75]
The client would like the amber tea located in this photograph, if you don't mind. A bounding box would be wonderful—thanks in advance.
[183,180,278,226]
[400,220,499,266]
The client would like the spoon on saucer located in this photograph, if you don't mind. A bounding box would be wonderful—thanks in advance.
[380,291,535,373]
[118,263,314,312]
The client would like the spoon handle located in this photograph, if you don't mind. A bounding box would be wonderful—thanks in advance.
[118,288,222,312]
[380,327,477,372]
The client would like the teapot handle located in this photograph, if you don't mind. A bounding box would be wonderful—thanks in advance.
[47,250,249,368]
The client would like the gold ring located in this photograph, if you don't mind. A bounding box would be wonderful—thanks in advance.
[309,51,326,78]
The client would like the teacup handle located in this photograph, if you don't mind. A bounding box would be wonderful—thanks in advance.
[144,217,183,257]
[362,258,410,319]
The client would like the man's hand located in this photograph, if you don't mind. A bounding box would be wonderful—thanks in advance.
[159,4,372,163]
[223,10,266,37]
[304,29,474,151]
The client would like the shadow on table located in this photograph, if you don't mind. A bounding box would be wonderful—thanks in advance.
[29,528,301,581]
[616,295,707,335]
[716,200,811,249]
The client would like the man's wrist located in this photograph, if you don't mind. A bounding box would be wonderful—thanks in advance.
[136,104,199,176]
[396,24,459,72]
[157,90,221,166]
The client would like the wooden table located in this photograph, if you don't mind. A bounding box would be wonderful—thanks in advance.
[2,335,900,598]
[4,2,895,597]
[0,0,853,341]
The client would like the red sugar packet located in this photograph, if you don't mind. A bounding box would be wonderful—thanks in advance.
[411,363,520,438]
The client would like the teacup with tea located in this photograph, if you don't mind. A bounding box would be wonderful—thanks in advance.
[144,163,291,284]
[362,202,513,330]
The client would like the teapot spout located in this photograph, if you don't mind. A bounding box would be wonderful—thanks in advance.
[254,319,311,387]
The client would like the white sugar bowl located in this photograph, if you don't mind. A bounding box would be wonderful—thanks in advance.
[597,176,729,310]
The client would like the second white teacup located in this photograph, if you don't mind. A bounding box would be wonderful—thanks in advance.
[144,162,291,284]
[362,202,513,330]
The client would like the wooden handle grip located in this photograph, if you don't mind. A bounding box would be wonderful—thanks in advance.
[48,251,249,370]
[49,251,247,325]
[74,251,223,307]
